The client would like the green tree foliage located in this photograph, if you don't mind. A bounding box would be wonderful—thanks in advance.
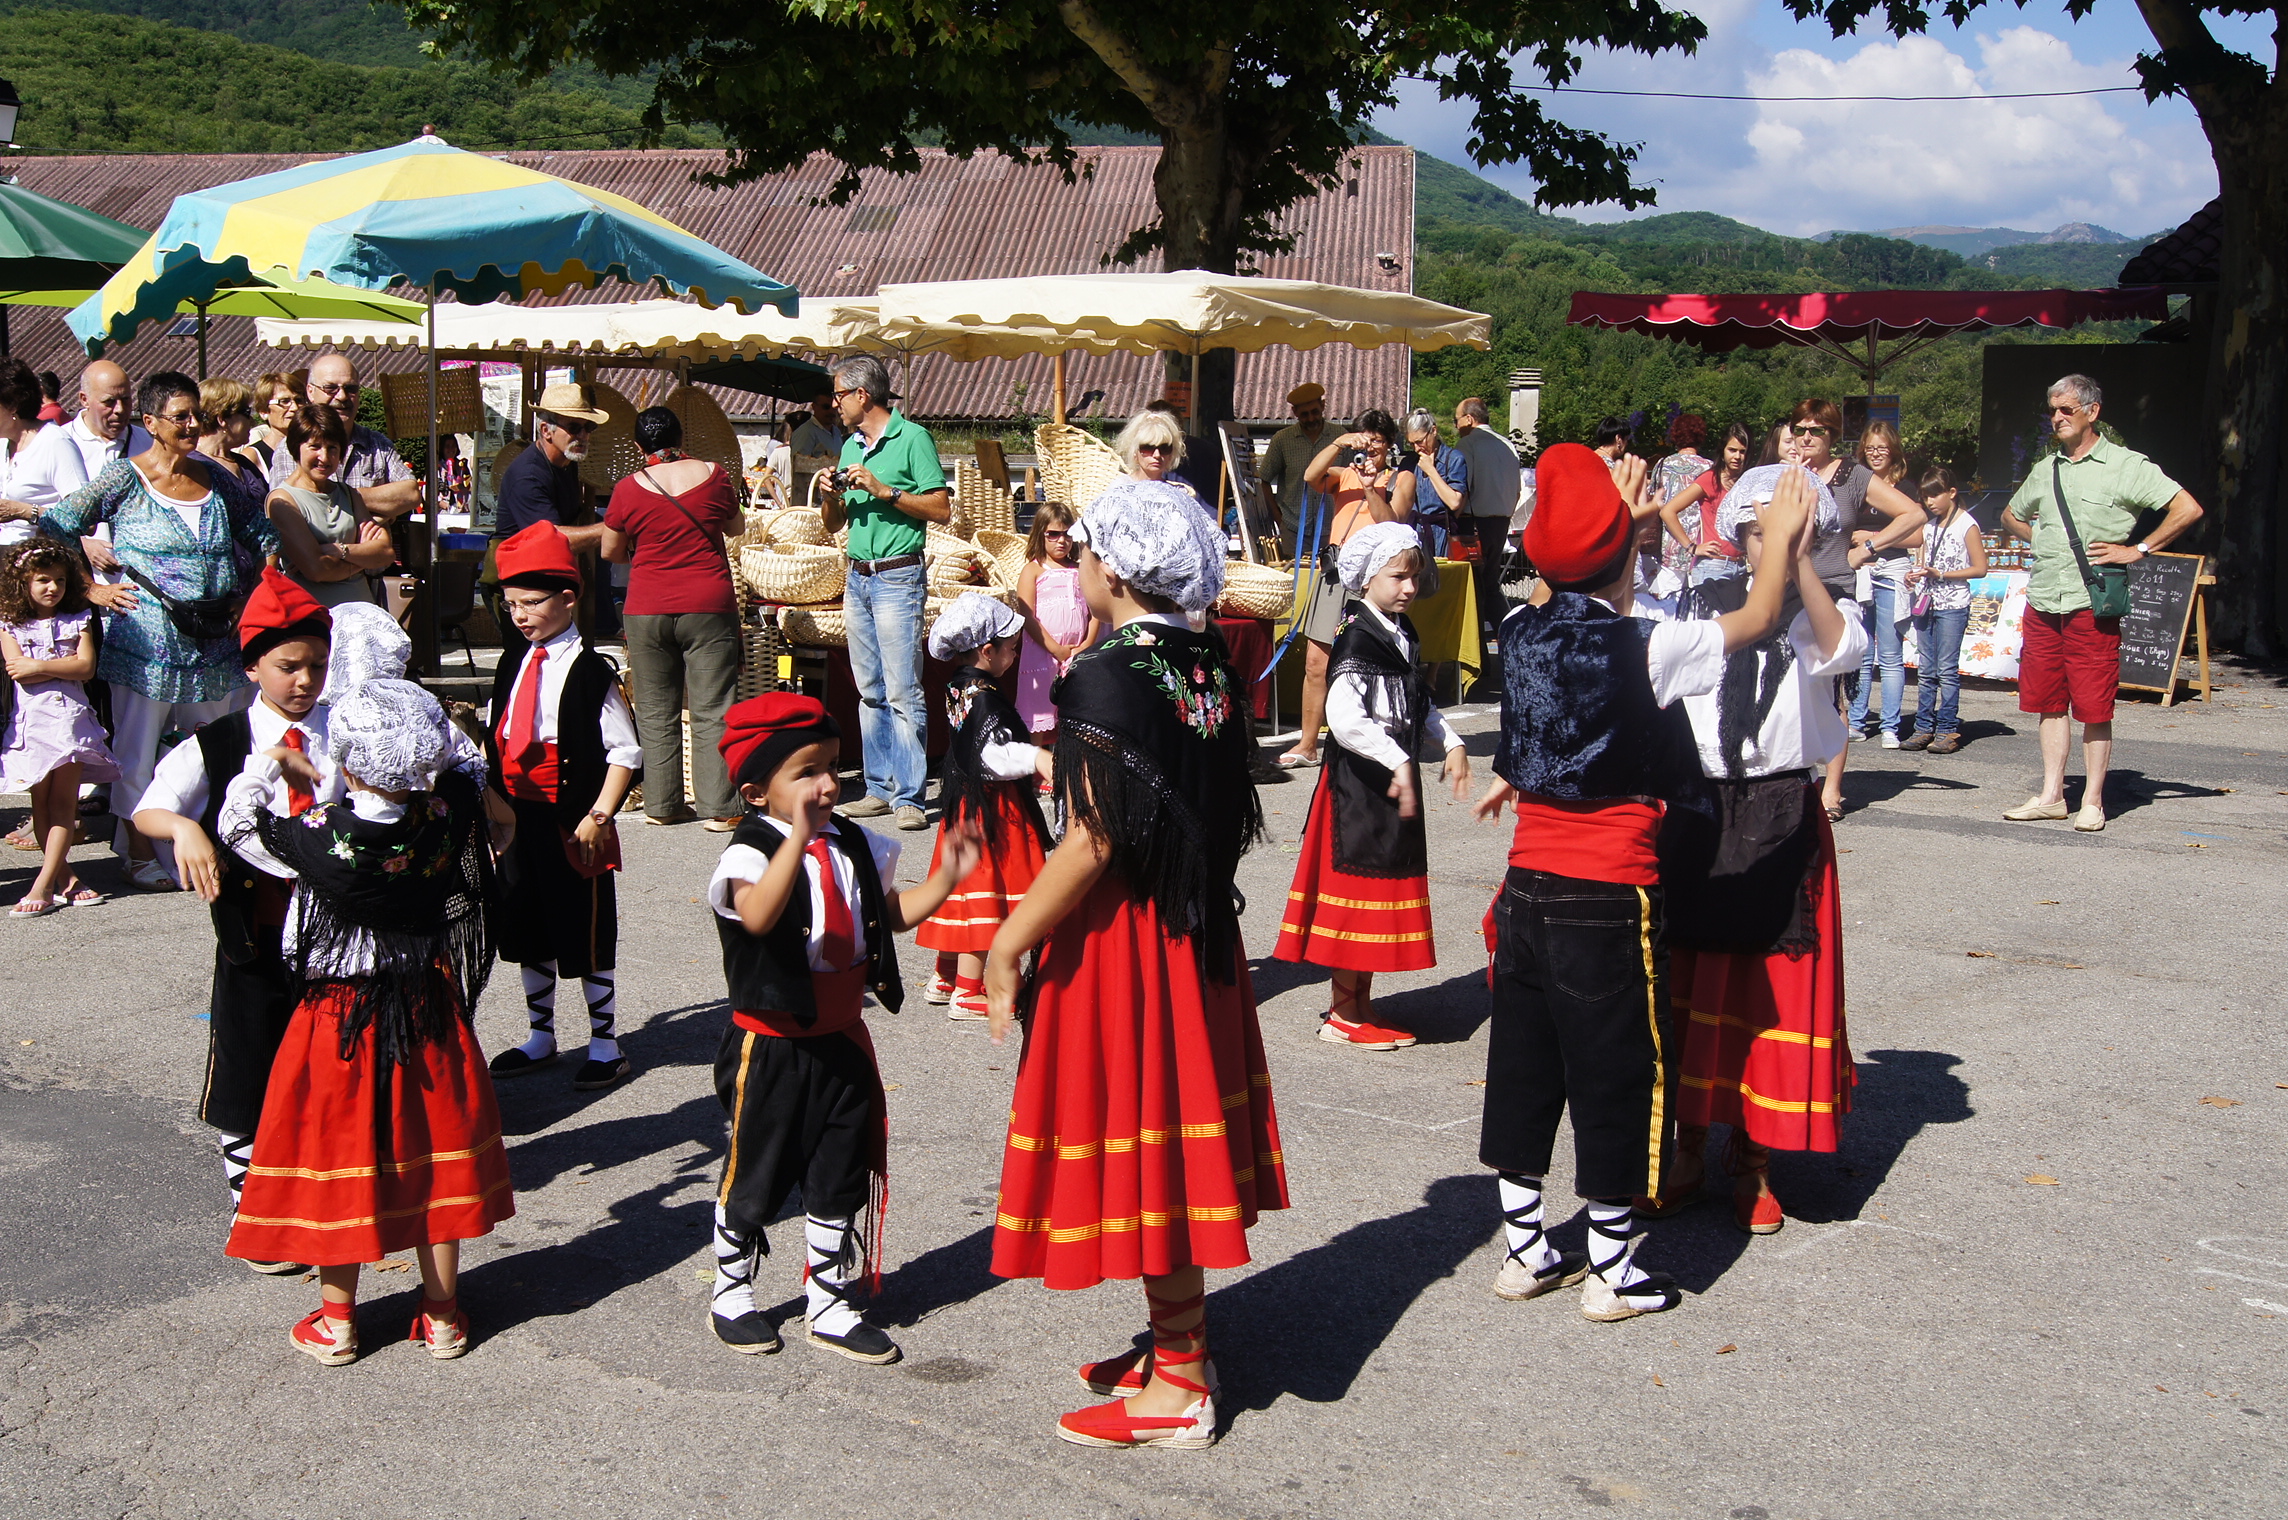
[0,7,710,154]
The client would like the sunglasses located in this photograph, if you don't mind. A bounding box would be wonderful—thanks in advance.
[549,418,599,437]
[310,382,357,397]
[1042,529,1071,539]
[1794,425,1832,437]
[1136,442,1176,455]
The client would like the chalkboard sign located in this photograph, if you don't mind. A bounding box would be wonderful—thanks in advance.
[1218,421,1279,564]
[2117,551,2207,698]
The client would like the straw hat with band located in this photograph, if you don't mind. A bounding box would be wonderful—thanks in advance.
[534,381,611,429]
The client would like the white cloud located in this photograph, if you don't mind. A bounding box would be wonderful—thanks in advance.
[1378,8,2218,239]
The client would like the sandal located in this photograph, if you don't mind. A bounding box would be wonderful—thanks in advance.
[1275,749,1318,769]
[9,896,58,918]
[1058,1291,1217,1449]
[59,884,103,907]
[408,1294,469,1360]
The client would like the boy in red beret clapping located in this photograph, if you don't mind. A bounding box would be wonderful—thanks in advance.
[703,692,979,1365]
[483,522,643,1091]
[1472,445,1810,1321]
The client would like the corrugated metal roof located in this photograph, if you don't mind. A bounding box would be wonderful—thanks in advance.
[1,145,1414,426]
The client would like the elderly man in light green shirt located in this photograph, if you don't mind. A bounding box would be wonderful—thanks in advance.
[1998,373,2202,832]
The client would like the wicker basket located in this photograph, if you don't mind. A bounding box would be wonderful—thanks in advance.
[780,605,848,647]
[926,585,1015,633]
[974,528,1030,590]
[576,382,644,495]
[739,542,846,605]
[664,384,744,484]
[734,618,795,701]
[1217,559,1296,621]
[954,459,1019,537]
[1035,421,1124,512]
[754,507,829,547]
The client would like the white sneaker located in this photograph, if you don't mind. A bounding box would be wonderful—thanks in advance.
[1879,731,1901,749]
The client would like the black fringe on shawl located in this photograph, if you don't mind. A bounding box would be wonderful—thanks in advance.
[937,668,1048,855]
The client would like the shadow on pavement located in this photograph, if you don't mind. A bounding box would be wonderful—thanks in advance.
[2088,768,2228,819]
[1371,968,1492,1046]
[1209,1173,1496,1415]
[502,1091,724,1192]
[453,1172,718,1343]
[1779,1047,1974,1224]
[876,1223,1003,1328]
[1842,769,1981,810]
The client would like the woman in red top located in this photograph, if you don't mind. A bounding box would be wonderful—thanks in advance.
[602,407,745,830]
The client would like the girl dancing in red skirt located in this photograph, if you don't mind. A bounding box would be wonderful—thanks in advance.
[1274,522,1470,1049]
[221,678,511,1365]
[983,478,1288,1450]
[1654,473,1865,1233]
[917,592,1052,1020]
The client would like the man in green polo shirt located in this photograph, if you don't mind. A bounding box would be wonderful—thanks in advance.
[1999,373,2202,833]
[828,354,951,829]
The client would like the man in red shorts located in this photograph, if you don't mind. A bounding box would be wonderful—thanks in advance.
[1999,374,2202,832]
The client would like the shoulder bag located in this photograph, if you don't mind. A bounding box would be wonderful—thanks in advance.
[114,560,245,642]
[2051,457,2132,619]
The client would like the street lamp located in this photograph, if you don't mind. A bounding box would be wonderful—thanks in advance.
[0,79,18,147]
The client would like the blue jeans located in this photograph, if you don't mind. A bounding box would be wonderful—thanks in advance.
[843,560,928,809]
[1848,580,1905,734]
[1912,606,1970,735]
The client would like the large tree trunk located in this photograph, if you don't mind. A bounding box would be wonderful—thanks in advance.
[2204,140,2288,655]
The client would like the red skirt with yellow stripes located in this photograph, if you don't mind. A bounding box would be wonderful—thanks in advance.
[226,981,515,1267]
[916,785,1048,954]
[1271,774,1436,973]
[991,876,1289,1290]
[1671,817,1854,1152]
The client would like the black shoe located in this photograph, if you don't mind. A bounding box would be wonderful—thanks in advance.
[488,1047,557,1078]
[805,1319,902,1364]
[711,1310,783,1355]
[1247,756,1292,784]
[572,1055,631,1091]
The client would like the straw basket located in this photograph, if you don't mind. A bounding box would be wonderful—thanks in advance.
[926,585,1014,635]
[739,542,846,605]
[1035,421,1123,511]
[954,459,1019,535]
[780,605,848,647]
[752,507,829,547]
[577,382,644,495]
[665,384,744,483]
[974,528,1030,590]
[1217,560,1296,621]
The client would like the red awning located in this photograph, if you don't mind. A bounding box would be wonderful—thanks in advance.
[1566,288,2168,351]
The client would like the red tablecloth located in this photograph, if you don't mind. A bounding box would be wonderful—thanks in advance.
[1213,615,1275,721]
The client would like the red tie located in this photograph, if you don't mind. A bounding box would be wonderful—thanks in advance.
[280,727,313,817]
[502,645,546,771]
[807,834,856,971]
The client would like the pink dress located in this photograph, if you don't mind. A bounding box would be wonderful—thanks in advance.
[1,612,120,788]
[1015,560,1088,733]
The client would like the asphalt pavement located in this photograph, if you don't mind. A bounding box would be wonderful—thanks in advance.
[4,673,2286,1519]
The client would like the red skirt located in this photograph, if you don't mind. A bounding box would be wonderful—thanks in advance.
[1271,774,1436,973]
[916,785,1049,954]
[227,982,516,1266]
[991,878,1289,1289]
[1672,815,1854,1152]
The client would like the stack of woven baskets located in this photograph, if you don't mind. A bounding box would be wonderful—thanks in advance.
[729,503,1022,652]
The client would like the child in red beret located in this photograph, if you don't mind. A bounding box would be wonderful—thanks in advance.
[703,692,980,1365]
[1471,445,1810,1322]
[482,522,642,1092]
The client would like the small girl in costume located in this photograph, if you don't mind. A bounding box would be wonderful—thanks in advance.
[1652,473,1863,1235]
[221,679,512,1366]
[705,694,980,1365]
[0,539,117,914]
[1013,502,1098,744]
[917,592,1053,1018]
[984,477,1288,1450]
[1273,521,1469,1049]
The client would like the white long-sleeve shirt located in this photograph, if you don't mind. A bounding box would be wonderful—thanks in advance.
[485,623,644,772]
[1679,600,1868,778]
[1324,601,1463,771]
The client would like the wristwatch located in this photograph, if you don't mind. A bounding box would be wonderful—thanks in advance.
[2135,542,2155,558]
[586,809,612,828]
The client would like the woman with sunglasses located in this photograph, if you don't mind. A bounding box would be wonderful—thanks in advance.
[195,379,267,490]
[1112,410,1202,498]
[1789,399,1923,819]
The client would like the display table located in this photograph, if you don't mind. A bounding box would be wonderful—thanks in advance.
[1900,570,2029,680]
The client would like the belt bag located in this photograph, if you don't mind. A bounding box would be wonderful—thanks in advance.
[117,561,246,642]
[2052,459,2131,619]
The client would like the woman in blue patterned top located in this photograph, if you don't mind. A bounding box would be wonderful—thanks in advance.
[40,370,279,889]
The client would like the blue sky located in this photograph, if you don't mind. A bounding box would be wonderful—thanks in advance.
[1372,0,2262,238]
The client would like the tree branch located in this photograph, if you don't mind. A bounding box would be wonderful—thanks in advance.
[1054,0,1180,120]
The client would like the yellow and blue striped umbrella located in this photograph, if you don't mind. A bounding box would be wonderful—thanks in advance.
[69,132,796,353]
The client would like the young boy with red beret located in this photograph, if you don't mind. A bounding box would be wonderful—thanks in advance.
[1472,444,1810,1321]
[131,568,332,1265]
[703,692,979,1366]
[483,521,643,1091]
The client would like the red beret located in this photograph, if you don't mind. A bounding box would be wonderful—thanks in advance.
[1523,443,1631,588]
[720,692,838,784]
[238,565,331,650]
[496,520,582,590]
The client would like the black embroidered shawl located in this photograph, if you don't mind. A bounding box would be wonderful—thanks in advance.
[1323,602,1431,878]
[939,666,1049,854]
[1050,620,1263,980]
[236,767,496,1063]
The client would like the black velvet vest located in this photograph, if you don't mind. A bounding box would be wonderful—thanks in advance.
[485,640,632,831]
[1493,594,1708,814]
[715,816,904,1027]
[194,710,268,966]
[1323,603,1430,878]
